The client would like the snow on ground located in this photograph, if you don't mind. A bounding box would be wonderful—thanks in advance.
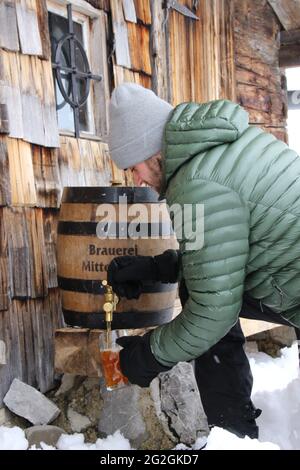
[249,342,300,450]
[0,342,299,450]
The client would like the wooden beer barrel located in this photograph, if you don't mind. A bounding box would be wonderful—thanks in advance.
[57,187,178,329]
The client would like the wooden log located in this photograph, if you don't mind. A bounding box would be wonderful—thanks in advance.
[280,28,300,45]
[0,137,11,206]
[240,319,281,338]
[15,0,43,56]
[279,44,300,68]
[268,0,300,31]
[237,83,286,126]
[0,0,19,52]
[261,126,289,143]
[234,0,286,132]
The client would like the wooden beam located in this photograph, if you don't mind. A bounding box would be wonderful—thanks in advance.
[280,28,300,44]
[268,0,300,31]
[240,319,281,338]
[279,44,300,68]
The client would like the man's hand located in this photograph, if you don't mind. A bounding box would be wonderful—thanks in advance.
[107,256,155,299]
[107,250,180,299]
[116,331,171,387]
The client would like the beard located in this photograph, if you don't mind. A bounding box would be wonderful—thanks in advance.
[145,153,163,193]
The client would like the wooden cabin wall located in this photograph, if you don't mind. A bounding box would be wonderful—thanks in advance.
[0,0,133,404]
[234,0,288,142]
[167,0,236,105]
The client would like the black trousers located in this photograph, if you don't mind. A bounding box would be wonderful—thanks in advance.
[180,283,300,425]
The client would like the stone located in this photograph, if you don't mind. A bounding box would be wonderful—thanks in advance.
[83,378,100,391]
[25,425,65,449]
[154,362,209,446]
[67,408,91,432]
[268,326,296,347]
[0,407,13,426]
[98,384,148,448]
[3,379,60,425]
[55,374,77,396]
[245,341,259,354]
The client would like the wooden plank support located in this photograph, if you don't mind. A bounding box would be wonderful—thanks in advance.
[281,28,300,44]
[279,45,300,68]
[55,319,282,377]
[55,328,99,377]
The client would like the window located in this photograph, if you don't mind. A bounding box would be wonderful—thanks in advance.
[47,0,109,139]
[286,67,300,155]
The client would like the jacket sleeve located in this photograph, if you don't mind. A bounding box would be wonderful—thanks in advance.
[150,178,250,367]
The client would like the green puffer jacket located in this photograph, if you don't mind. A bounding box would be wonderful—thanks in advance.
[150,99,300,367]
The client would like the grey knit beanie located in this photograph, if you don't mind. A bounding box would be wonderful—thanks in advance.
[108,83,173,169]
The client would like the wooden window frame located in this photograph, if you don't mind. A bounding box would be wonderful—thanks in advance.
[47,0,109,141]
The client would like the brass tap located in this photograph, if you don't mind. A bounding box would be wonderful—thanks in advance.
[102,280,119,329]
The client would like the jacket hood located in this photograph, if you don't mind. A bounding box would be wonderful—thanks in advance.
[160,100,250,194]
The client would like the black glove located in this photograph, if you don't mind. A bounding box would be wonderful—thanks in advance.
[107,250,180,300]
[116,331,172,387]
